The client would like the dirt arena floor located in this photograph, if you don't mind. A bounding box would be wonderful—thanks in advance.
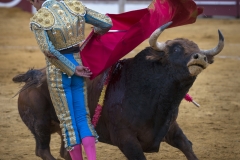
[0,7,239,160]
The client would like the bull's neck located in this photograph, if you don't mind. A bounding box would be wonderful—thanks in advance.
[129,56,195,118]
[127,57,196,104]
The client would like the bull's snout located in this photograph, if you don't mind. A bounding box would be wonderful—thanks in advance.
[187,53,208,76]
[193,53,207,62]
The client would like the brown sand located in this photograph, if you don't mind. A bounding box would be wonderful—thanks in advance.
[0,7,239,160]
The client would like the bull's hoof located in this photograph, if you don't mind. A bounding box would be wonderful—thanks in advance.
[36,148,56,160]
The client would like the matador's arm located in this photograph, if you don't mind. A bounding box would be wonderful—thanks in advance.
[31,25,76,76]
[84,8,113,35]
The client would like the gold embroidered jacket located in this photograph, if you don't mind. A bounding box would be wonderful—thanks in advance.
[30,0,112,76]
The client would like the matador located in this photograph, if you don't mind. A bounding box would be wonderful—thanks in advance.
[28,0,112,159]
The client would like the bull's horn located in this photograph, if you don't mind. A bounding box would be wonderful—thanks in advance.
[149,21,172,51]
[200,30,224,56]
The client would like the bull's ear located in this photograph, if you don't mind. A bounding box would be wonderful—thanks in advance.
[146,53,161,61]
[145,49,168,63]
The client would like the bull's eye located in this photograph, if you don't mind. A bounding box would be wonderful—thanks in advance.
[173,46,182,53]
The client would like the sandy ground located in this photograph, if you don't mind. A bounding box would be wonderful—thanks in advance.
[0,7,240,160]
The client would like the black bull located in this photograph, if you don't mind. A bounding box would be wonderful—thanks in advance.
[12,23,224,160]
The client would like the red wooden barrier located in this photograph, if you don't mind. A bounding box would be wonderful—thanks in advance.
[0,0,32,12]
[0,0,239,18]
[195,0,239,17]
[238,0,240,17]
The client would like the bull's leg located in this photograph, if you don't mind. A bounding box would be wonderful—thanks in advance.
[33,119,56,160]
[19,106,55,160]
[164,121,198,160]
[114,132,146,160]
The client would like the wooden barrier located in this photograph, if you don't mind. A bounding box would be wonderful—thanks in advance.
[0,0,239,18]
[195,0,240,18]
[83,0,240,17]
[0,0,32,12]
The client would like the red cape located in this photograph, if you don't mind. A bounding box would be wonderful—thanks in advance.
[81,0,203,79]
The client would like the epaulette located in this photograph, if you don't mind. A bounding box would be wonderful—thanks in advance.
[63,0,86,16]
[30,8,55,30]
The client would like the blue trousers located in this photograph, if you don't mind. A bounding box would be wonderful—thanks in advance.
[46,53,97,148]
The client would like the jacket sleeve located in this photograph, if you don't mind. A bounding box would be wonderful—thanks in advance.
[84,8,113,35]
[32,25,76,76]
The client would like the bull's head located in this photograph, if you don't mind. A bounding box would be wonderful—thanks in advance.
[148,22,224,76]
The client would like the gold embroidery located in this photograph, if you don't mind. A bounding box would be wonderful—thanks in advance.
[86,8,112,24]
[33,26,49,54]
[53,4,59,9]
[32,0,109,51]
[83,78,96,135]
[48,57,75,76]
[44,1,85,51]
[64,0,86,16]
[46,63,68,145]
[30,8,54,29]
[46,61,78,147]
[57,68,77,145]
[73,52,82,65]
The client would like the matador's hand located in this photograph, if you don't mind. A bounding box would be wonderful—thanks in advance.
[75,65,92,78]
